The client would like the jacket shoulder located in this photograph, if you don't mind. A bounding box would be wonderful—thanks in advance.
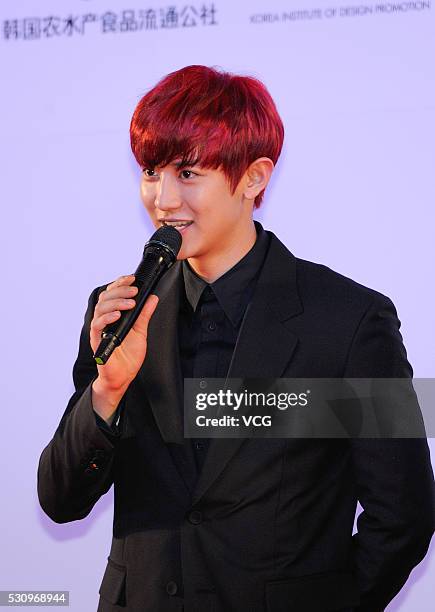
[294,256,395,312]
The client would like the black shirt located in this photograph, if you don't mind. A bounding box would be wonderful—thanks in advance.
[178,221,270,470]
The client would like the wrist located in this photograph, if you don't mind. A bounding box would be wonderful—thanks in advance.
[92,377,129,424]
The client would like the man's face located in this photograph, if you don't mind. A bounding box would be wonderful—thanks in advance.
[140,161,251,262]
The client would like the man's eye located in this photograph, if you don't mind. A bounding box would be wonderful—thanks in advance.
[180,169,195,179]
[143,168,157,177]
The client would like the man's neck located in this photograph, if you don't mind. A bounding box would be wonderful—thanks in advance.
[187,221,257,284]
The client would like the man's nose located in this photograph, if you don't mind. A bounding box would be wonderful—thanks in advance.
[154,175,182,211]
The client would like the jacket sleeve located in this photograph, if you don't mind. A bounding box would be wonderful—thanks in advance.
[343,294,435,612]
[37,286,123,523]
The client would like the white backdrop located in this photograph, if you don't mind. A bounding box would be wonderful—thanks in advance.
[1,0,434,609]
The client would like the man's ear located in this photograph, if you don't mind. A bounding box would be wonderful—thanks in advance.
[242,157,274,201]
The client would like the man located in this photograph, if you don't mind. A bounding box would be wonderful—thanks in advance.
[38,65,434,612]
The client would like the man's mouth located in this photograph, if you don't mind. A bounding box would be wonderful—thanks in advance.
[160,220,194,229]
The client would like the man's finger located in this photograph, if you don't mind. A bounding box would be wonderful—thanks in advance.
[106,274,135,292]
[133,295,159,334]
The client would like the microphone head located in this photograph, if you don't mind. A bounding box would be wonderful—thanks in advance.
[146,225,183,257]
[147,225,182,258]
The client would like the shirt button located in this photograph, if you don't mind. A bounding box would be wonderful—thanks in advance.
[194,441,205,451]
[166,581,178,596]
[188,510,203,525]
[207,320,217,331]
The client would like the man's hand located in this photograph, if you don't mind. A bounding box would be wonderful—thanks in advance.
[90,274,159,423]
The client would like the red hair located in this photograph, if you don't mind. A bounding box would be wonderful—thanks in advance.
[130,65,284,208]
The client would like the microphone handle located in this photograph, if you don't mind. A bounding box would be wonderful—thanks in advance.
[94,250,172,365]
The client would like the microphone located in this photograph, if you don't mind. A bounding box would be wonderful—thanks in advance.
[93,226,182,365]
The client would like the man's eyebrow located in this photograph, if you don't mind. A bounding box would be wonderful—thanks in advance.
[172,158,200,169]
[149,159,200,171]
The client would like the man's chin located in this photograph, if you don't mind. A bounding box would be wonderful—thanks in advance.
[176,239,205,262]
[176,245,198,261]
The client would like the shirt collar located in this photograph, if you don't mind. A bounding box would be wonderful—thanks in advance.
[182,221,270,327]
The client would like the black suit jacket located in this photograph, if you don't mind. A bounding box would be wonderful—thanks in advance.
[38,229,434,612]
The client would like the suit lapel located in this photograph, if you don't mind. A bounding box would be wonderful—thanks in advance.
[137,261,198,494]
[191,233,303,505]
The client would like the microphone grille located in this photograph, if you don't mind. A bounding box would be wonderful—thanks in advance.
[149,225,182,256]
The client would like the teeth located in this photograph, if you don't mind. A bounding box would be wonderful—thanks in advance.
[163,221,192,227]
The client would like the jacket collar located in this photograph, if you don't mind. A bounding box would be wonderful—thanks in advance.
[181,220,270,327]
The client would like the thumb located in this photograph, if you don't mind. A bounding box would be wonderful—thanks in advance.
[132,294,159,336]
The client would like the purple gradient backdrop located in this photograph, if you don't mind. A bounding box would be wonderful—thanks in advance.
[1,1,433,609]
